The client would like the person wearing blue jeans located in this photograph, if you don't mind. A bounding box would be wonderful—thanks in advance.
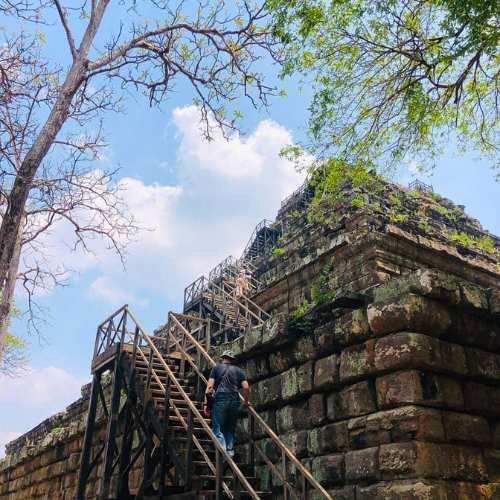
[204,350,250,457]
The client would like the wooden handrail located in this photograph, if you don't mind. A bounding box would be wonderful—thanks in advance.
[126,309,261,500]
[169,313,332,499]
[132,343,234,498]
[208,281,269,323]
[169,325,301,499]
[96,304,128,330]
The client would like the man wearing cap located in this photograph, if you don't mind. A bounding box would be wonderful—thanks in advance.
[204,350,250,457]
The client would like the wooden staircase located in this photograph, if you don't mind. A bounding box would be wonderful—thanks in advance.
[132,352,272,498]
[202,291,249,330]
[78,303,332,499]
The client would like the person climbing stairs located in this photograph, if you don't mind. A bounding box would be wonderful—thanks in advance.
[76,279,332,499]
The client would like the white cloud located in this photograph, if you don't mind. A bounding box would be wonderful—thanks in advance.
[18,106,306,310]
[88,275,149,308]
[117,177,182,250]
[83,106,306,307]
[0,366,87,457]
[0,366,85,409]
[173,105,304,192]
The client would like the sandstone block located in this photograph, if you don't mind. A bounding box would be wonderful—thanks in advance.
[310,453,345,485]
[281,367,300,401]
[379,441,488,482]
[484,448,500,482]
[339,340,375,383]
[460,282,489,311]
[269,349,294,375]
[292,336,317,364]
[376,370,464,410]
[410,268,461,305]
[374,332,466,376]
[314,321,337,357]
[276,401,310,433]
[228,336,245,358]
[245,356,269,382]
[442,411,490,445]
[464,382,500,417]
[333,309,371,347]
[427,442,488,481]
[347,406,444,449]
[378,442,417,478]
[243,327,263,352]
[449,312,500,353]
[313,422,348,455]
[356,480,450,500]
[367,294,451,337]
[254,374,282,408]
[466,347,500,382]
[260,315,286,348]
[314,354,339,391]
[308,426,325,456]
[296,361,314,394]
[309,393,326,426]
[253,409,276,439]
[307,421,348,456]
[490,288,500,316]
[327,381,377,421]
[280,430,308,458]
[345,447,379,482]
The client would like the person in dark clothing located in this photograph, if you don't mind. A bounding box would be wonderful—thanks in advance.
[204,350,250,457]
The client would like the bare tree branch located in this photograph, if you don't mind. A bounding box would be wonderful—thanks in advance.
[52,0,78,60]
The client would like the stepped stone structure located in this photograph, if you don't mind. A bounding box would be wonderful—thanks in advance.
[1,178,499,499]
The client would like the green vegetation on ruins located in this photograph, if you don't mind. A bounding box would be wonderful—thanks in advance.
[287,299,314,335]
[311,262,335,306]
[279,154,499,259]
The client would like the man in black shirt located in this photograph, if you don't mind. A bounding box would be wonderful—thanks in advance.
[204,350,250,457]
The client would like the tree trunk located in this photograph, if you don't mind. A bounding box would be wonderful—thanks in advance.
[0,218,23,353]
[0,0,110,351]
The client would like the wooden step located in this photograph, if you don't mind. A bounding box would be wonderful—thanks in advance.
[167,414,211,425]
[154,398,203,409]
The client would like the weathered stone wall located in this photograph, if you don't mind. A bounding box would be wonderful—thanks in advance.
[0,384,91,499]
[1,180,499,499]
[0,378,147,499]
[253,180,498,317]
[219,268,500,498]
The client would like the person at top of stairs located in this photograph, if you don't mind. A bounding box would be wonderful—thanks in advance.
[234,269,251,298]
[204,350,250,457]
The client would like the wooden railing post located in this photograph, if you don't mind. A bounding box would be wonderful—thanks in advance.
[206,318,211,352]
[185,407,194,490]
[301,474,308,500]
[145,349,154,395]
[282,450,289,500]
[215,448,222,500]
[249,413,255,472]
[119,308,128,352]
[131,325,139,372]
[234,477,242,500]
[159,377,171,497]
[165,325,171,357]
[180,325,187,378]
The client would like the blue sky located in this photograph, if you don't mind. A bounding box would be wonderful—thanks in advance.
[1,3,499,456]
